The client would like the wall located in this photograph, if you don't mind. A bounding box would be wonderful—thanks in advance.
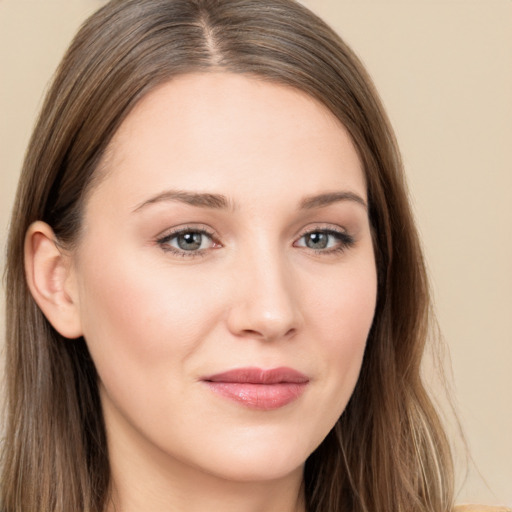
[1,0,510,506]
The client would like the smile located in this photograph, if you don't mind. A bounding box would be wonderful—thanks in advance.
[202,367,310,410]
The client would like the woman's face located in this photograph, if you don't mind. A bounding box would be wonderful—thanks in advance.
[70,73,377,485]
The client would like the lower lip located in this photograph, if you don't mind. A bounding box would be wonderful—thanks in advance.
[204,382,308,410]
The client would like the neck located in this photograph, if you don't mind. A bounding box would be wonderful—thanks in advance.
[107,453,306,512]
[103,406,306,512]
[107,469,306,512]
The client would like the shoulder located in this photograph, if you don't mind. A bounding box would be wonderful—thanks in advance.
[453,505,512,512]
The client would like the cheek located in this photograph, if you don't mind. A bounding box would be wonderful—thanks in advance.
[75,247,222,392]
[307,260,377,400]
[310,257,377,342]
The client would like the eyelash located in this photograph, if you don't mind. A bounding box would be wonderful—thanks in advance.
[156,226,355,258]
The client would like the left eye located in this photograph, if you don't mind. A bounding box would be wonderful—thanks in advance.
[159,230,215,252]
[295,230,353,251]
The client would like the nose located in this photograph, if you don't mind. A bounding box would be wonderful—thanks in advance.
[226,247,303,342]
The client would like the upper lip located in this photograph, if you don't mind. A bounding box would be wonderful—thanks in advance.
[202,367,309,384]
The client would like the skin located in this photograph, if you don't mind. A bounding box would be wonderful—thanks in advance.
[29,73,377,512]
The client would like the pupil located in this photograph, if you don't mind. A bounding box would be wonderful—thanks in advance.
[307,232,328,249]
[178,232,202,250]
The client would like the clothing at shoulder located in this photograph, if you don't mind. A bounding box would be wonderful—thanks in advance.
[454,505,512,512]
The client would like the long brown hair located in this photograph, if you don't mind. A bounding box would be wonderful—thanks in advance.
[2,0,454,510]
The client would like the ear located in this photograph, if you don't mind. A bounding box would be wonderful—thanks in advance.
[24,221,83,339]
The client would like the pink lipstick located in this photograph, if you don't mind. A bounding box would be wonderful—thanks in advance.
[202,367,309,410]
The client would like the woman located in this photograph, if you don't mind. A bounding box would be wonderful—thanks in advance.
[1,0,507,511]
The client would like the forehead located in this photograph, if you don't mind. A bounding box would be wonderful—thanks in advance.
[91,72,366,210]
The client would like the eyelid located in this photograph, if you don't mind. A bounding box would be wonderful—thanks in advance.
[294,223,350,240]
[156,223,216,240]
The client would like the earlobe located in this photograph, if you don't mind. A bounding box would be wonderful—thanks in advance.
[24,221,83,339]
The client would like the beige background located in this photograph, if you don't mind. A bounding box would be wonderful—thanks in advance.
[0,0,510,506]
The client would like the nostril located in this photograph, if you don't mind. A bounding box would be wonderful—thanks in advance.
[240,327,297,342]
[241,329,261,337]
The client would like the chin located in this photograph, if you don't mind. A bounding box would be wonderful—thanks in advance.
[205,453,305,484]
[185,426,319,484]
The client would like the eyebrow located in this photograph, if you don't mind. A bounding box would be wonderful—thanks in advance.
[132,189,367,213]
[133,190,232,212]
[299,191,367,210]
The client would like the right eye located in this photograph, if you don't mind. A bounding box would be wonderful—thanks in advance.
[157,228,219,257]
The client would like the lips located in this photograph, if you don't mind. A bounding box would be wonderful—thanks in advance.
[202,367,309,410]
